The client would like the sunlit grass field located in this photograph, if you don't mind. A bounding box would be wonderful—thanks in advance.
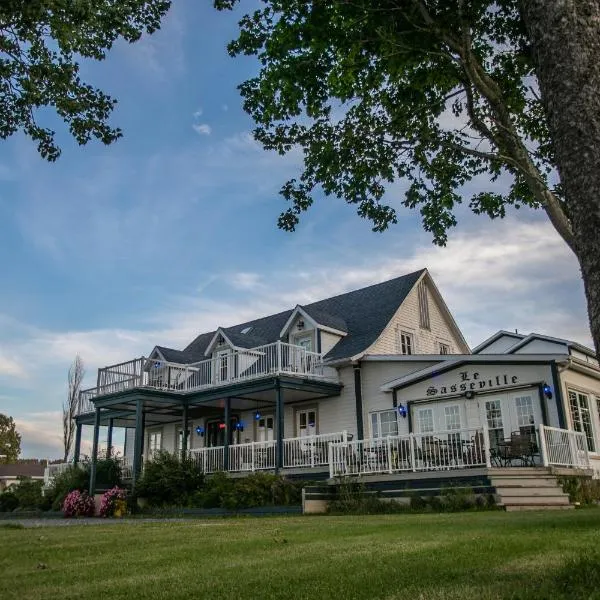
[2,510,600,599]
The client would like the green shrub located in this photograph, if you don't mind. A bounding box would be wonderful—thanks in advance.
[135,451,204,507]
[188,472,305,510]
[327,479,408,514]
[95,457,123,489]
[559,476,600,505]
[11,478,45,510]
[440,487,477,511]
[0,490,19,512]
[46,465,89,511]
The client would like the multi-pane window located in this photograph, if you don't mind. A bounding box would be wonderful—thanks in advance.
[418,282,430,330]
[417,408,434,434]
[485,400,504,448]
[148,431,162,456]
[569,390,596,452]
[257,416,275,442]
[444,405,461,430]
[515,396,534,427]
[371,410,399,438]
[400,331,413,355]
[439,343,450,355]
[297,409,317,438]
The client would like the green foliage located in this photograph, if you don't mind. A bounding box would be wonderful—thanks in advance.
[0,0,171,160]
[558,476,600,506]
[214,1,559,244]
[11,477,45,510]
[189,472,303,510]
[46,465,89,511]
[0,490,19,512]
[328,479,407,514]
[95,457,123,489]
[0,414,21,462]
[135,451,204,507]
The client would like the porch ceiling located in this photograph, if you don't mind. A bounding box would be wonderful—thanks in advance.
[76,375,342,427]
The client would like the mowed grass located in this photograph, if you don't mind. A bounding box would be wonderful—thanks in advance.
[2,511,600,600]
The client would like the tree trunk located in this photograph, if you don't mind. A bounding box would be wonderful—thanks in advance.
[520,0,600,359]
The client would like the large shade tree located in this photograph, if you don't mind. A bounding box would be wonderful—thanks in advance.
[215,0,600,358]
[0,0,171,160]
[0,414,21,463]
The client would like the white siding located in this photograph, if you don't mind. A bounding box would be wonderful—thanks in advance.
[476,334,524,354]
[320,331,343,355]
[514,339,569,354]
[366,278,466,355]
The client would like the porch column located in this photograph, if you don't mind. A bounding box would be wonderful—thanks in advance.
[353,362,364,440]
[88,407,101,495]
[132,399,145,488]
[106,418,114,458]
[181,402,189,459]
[223,398,230,471]
[73,422,82,465]
[275,383,284,471]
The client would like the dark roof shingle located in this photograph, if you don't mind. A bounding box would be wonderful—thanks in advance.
[162,269,425,363]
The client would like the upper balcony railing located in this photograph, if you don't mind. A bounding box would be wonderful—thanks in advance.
[77,341,338,416]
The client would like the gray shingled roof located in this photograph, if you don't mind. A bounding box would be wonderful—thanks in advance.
[158,269,425,364]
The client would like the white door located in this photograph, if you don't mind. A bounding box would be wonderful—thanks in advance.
[257,415,275,442]
[216,350,230,383]
[296,408,317,439]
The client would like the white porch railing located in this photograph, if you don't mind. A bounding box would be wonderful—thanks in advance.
[43,462,72,486]
[188,446,225,473]
[77,341,338,415]
[284,431,348,468]
[229,440,276,472]
[539,425,590,469]
[329,427,489,478]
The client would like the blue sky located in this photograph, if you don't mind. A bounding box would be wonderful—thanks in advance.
[0,2,591,458]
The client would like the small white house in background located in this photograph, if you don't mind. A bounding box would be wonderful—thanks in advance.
[62,268,600,501]
[0,463,46,492]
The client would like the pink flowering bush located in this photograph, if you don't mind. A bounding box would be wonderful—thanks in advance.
[99,487,127,518]
[62,490,95,518]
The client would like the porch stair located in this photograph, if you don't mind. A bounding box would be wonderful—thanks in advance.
[488,468,573,511]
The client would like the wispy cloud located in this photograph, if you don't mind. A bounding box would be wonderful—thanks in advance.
[192,123,212,136]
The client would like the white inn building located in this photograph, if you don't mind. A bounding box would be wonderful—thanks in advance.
[49,268,600,508]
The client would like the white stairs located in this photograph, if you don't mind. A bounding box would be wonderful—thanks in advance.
[489,468,573,511]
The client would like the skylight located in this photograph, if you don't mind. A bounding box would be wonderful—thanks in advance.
[241,326,253,334]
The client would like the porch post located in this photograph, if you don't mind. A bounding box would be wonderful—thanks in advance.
[353,362,364,440]
[132,399,145,488]
[181,402,189,459]
[88,407,101,495]
[106,418,114,458]
[73,422,82,465]
[223,397,230,471]
[275,383,284,471]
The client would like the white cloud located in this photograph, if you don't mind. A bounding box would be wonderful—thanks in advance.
[0,352,25,378]
[192,123,212,136]
[193,107,203,118]
[228,272,262,291]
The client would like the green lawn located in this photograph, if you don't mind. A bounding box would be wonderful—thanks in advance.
[2,511,600,599]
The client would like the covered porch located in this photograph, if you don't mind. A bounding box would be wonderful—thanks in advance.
[73,374,343,493]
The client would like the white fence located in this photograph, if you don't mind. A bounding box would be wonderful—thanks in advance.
[284,432,348,469]
[77,341,338,415]
[228,441,276,472]
[539,425,590,469]
[43,462,72,486]
[188,447,225,474]
[329,427,489,478]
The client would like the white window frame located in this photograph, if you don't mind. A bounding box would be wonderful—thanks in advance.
[439,342,451,355]
[444,405,461,431]
[370,410,399,438]
[296,407,317,438]
[148,429,162,457]
[568,389,597,453]
[399,330,414,355]
[416,407,434,434]
[485,399,505,449]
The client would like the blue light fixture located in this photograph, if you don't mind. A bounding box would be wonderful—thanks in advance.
[397,404,408,419]
[196,426,205,437]
[543,383,553,400]
[153,361,161,369]
[236,421,245,432]
[254,410,261,421]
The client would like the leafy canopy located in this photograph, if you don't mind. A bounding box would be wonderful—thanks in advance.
[0,0,171,160]
[0,414,21,462]
[215,1,566,246]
